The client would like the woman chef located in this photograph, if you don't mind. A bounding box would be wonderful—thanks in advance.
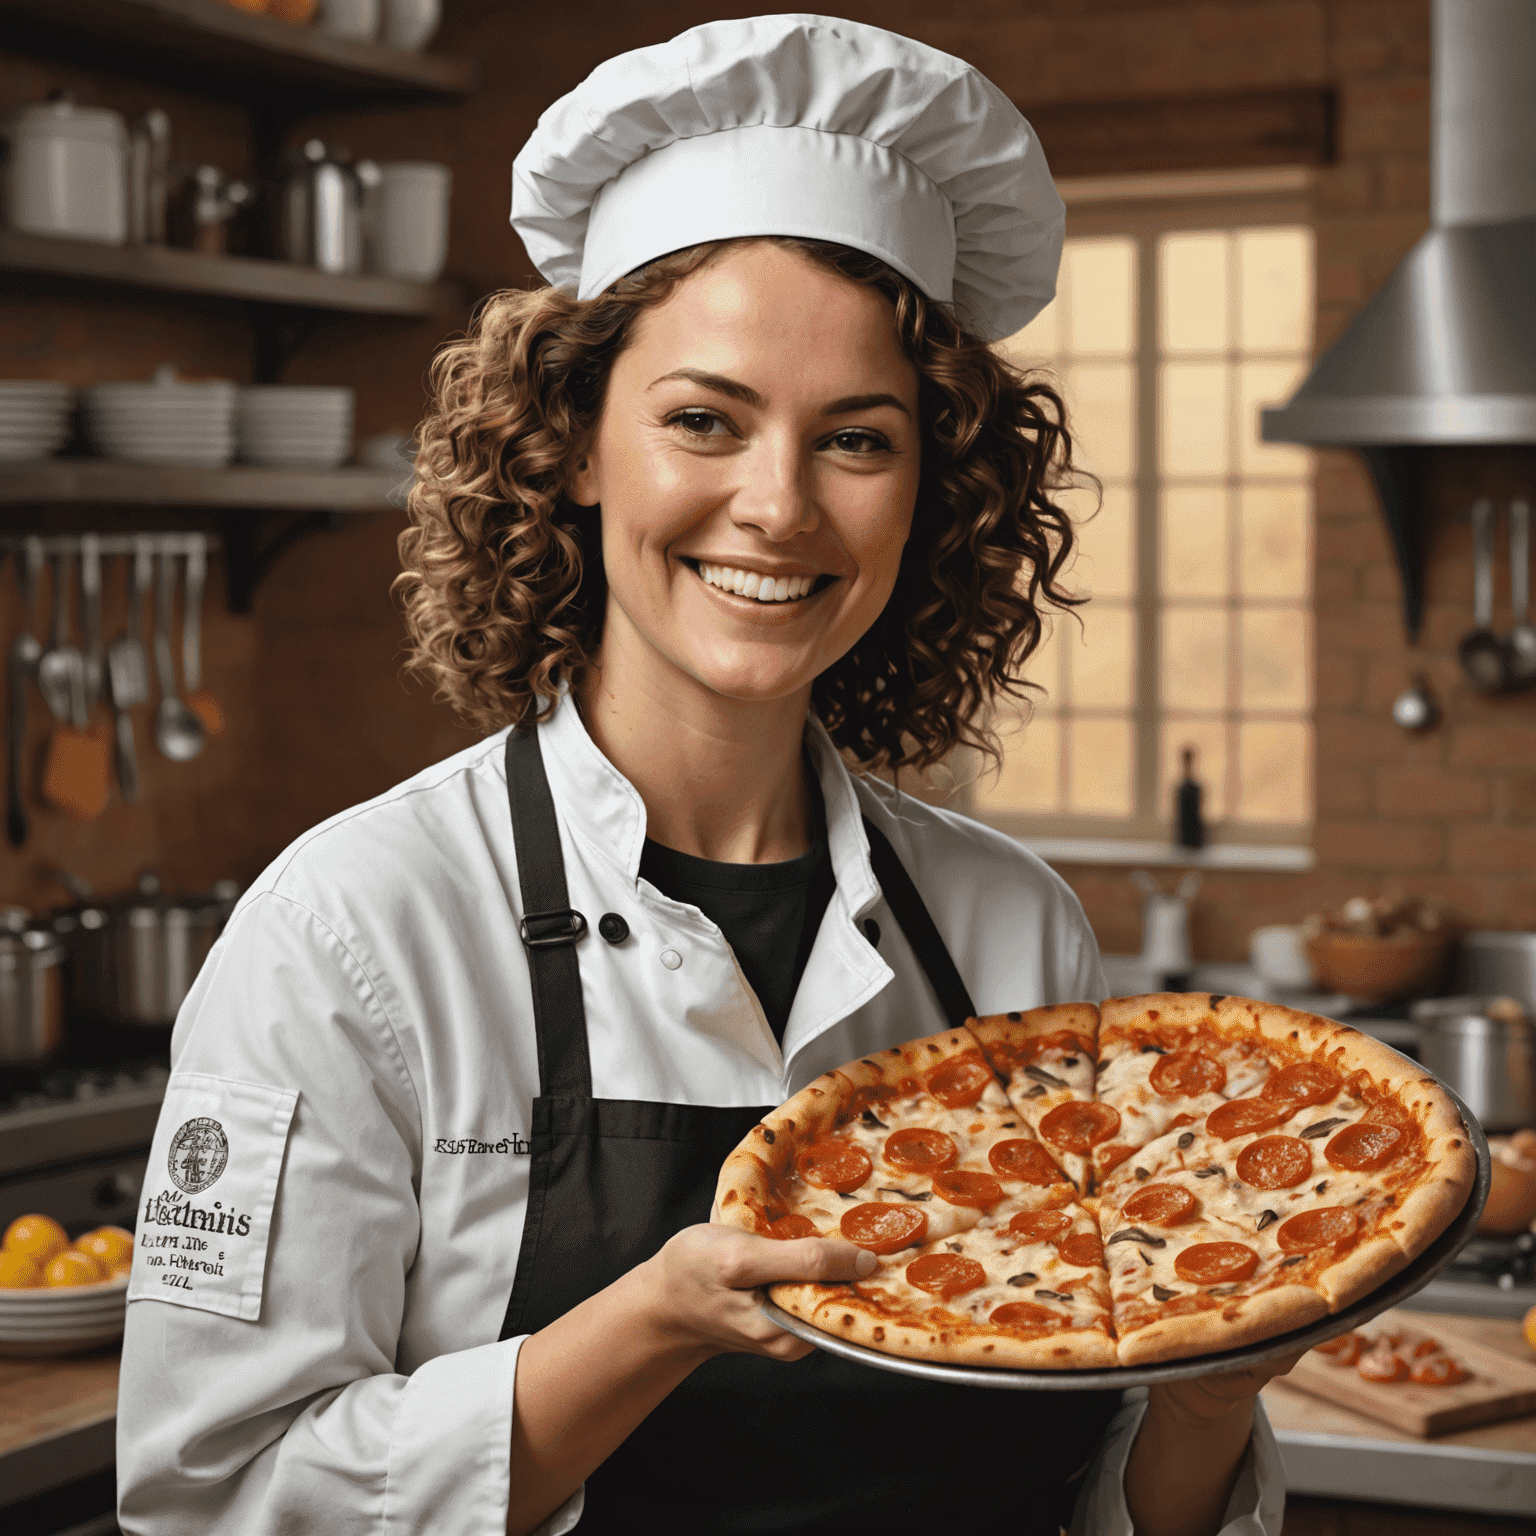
[118,15,1292,1536]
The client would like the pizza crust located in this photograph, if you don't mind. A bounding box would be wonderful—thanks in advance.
[1310,1230,1412,1311]
[1115,1282,1326,1366]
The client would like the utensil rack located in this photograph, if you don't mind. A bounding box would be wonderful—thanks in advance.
[0,533,219,558]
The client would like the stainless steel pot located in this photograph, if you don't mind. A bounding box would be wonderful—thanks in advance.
[1411,995,1536,1131]
[0,907,65,1063]
[56,875,226,1027]
[1457,930,1536,1006]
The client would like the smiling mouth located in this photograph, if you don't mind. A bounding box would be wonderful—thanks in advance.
[686,560,834,604]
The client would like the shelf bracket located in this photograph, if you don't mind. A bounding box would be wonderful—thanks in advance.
[1357,445,1428,643]
[221,510,344,614]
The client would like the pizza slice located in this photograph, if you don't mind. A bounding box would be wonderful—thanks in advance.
[968,1004,1102,1191]
[1090,993,1276,1188]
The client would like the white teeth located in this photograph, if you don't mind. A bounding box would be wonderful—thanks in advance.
[695,563,819,603]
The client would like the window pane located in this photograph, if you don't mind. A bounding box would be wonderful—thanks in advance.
[1162,606,1227,709]
[1237,720,1310,823]
[1023,614,1064,701]
[977,711,1060,814]
[1240,607,1310,711]
[1069,602,1134,710]
[1064,238,1136,357]
[998,299,1058,366]
[1072,483,1135,599]
[1160,232,1228,354]
[1239,485,1310,599]
[1067,717,1132,816]
[1160,362,1228,475]
[1160,719,1227,822]
[1238,361,1310,477]
[1062,363,1135,479]
[1238,228,1312,352]
[1161,485,1228,598]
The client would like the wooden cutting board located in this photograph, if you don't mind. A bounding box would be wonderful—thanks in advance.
[1283,1307,1536,1437]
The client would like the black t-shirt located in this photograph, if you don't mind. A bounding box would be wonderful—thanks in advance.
[638,791,834,1043]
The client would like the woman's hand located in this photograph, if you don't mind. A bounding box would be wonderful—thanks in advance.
[636,1223,877,1361]
[1148,1347,1306,1424]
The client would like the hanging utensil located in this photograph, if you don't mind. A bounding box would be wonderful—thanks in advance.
[1391,672,1439,731]
[36,548,88,727]
[152,548,205,762]
[1457,498,1511,693]
[106,539,152,802]
[180,535,223,736]
[1506,497,1536,688]
[5,539,43,847]
[81,532,104,712]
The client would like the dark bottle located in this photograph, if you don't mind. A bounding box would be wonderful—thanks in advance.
[1174,745,1205,850]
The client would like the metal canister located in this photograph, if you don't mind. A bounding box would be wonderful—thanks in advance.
[1412,995,1536,1131]
[0,908,66,1063]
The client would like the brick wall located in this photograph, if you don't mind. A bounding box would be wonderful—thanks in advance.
[4,2,1529,959]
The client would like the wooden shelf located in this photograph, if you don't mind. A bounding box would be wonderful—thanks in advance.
[0,461,403,510]
[0,0,476,106]
[0,227,463,317]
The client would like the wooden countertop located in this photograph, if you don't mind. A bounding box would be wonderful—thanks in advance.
[0,1347,120,1505]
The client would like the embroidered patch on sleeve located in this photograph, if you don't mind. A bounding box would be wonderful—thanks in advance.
[127,1072,298,1321]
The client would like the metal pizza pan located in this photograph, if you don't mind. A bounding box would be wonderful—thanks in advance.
[760,1084,1492,1391]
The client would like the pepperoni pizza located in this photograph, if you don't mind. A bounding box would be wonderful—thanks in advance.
[714,994,1476,1369]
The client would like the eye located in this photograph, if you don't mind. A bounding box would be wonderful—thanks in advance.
[669,409,733,439]
[827,429,889,455]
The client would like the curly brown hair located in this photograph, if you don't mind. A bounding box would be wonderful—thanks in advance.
[395,237,1087,773]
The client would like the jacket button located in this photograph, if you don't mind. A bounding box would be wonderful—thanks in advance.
[659,948,682,970]
[598,913,629,944]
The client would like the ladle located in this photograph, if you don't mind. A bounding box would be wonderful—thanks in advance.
[1457,498,1511,693]
[1507,497,1536,688]
[1391,673,1438,731]
[152,549,205,762]
[36,549,88,729]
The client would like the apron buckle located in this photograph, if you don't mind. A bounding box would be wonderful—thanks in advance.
[519,907,588,949]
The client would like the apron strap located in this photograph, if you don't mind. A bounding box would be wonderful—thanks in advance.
[862,815,977,1030]
[505,724,592,1098]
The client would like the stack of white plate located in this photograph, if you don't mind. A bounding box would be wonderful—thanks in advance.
[237,385,355,468]
[82,371,237,468]
[0,1276,128,1357]
[0,380,75,463]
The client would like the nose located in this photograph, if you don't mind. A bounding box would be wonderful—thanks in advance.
[731,431,818,542]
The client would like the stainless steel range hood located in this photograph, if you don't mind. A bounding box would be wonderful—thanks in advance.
[1262,0,1536,638]
[1264,0,1536,447]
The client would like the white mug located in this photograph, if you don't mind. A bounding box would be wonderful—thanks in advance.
[2,98,127,246]
[315,0,379,41]
[375,161,451,282]
[382,0,440,51]
[1250,924,1314,990]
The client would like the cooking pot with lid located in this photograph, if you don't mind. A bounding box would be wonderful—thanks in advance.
[56,875,231,1028]
[1411,995,1536,1131]
[0,907,66,1063]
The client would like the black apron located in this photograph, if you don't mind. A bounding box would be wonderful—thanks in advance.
[497,726,1119,1535]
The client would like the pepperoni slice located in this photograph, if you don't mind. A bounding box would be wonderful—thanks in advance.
[1326,1122,1405,1172]
[1058,1232,1105,1268]
[1276,1206,1359,1254]
[1411,1353,1468,1386]
[1121,1183,1199,1227]
[1173,1242,1259,1285]
[989,1138,1068,1185]
[1150,1050,1227,1098]
[1040,1100,1121,1153]
[1235,1135,1312,1191]
[1357,1347,1409,1383]
[840,1202,928,1254]
[797,1140,873,1193]
[932,1169,1006,1209]
[883,1127,958,1174]
[906,1252,987,1299]
[767,1214,817,1240]
[1008,1209,1074,1241]
[1096,1143,1136,1175]
[990,1301,1063,1330]
[926,1052,995,1108]
[1261,1062,1341,1109]
[1314,1331,1366,1365]
[1206,1098,1288,1141]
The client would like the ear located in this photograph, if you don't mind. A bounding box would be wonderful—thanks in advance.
[568,450,600,509]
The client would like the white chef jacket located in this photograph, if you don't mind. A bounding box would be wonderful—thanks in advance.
[116,695,1283,1536]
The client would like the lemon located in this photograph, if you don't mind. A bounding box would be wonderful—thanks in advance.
[1523,1304,1536,1355]
[75,1226,134,1268]
[0,1250,39,1288]
[43,1250,105,1287]
[3,1213,68,1265]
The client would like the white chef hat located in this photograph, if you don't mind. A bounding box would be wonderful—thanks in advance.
[510,13,1063,342]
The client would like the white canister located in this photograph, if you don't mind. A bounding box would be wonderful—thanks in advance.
[382,0,440,51]
[315,0,379,40]
[2,98,128,246]
[375,161,451,282]
[1249,924,1315,991]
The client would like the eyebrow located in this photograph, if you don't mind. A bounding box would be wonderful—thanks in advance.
[648,369,911,419]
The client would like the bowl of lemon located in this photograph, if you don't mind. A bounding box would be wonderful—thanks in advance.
[0,1214,133,1356]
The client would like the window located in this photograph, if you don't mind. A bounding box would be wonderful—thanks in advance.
[972,172,1315,854]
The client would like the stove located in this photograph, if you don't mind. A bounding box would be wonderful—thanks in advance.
[1402,1231,1536,1321]
[0,1043,168,1239]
